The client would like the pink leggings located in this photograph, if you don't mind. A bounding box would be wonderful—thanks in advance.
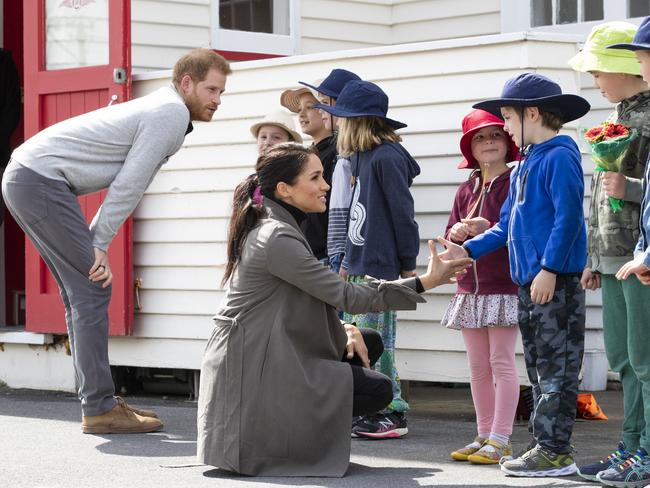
[461,327,519,437]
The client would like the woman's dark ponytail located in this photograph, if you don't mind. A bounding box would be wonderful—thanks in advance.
[222,175,265,286]
[222,143,316,286]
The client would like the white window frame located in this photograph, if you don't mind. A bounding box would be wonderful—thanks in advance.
[501,0,640,35]
[210,0,300,55]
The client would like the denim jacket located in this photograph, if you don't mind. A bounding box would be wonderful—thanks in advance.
[635,155,650,267]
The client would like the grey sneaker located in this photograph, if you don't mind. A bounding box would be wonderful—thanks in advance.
[500,439,536,465]
[500,445,577,477]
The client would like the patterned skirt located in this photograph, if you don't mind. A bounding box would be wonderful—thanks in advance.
[441,293,518,330]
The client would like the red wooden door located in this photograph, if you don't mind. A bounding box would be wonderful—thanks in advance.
[23,0,133,335]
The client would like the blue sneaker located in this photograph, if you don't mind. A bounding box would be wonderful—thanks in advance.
[577,442,631,481]
[597,447,650,488]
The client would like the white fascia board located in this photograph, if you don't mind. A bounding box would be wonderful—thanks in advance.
[133,31,585,82]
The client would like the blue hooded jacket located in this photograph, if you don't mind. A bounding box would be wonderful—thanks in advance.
[342,141,420,280]
[464,135,587,286]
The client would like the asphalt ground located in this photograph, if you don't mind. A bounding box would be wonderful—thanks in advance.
[0,384,623,488]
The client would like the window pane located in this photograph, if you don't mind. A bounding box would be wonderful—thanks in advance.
[234,0,254,32]
[45,0,109,70]
[531,0,552,27]
[629,0,650,17]
[557,0,578,24]
[273,0,290,35]
[251,0,272,33]
[219,0,288,35]
[584,0,604,21]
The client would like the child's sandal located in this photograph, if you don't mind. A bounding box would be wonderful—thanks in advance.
[467,439,513,465]
[450,436,486,461]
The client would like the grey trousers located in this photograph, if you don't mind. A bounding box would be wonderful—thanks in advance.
[2,161,117,416]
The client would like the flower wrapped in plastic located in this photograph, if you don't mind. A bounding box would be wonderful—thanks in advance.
[584,122,636,213]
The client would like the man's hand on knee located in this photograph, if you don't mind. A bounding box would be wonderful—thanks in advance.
[89,247,113,288]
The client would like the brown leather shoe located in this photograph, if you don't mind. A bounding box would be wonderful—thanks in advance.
[82,398,163,434]
[116,396,159,418]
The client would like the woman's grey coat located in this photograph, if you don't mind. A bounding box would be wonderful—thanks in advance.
[197,199,425,477]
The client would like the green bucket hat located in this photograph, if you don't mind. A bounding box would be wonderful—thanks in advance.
[568,21,640,75]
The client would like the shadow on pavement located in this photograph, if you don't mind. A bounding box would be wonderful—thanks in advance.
[202,464,593,487]
[202,464,442,486]
[94,431,198,457]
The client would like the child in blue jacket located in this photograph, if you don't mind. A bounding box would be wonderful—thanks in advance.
[440,73,590,478]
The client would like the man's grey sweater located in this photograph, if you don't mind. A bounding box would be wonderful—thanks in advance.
[12,85,190,251]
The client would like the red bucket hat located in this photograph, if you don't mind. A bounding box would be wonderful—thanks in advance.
[458,109,519,169]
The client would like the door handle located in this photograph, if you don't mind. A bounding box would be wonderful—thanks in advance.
[134,278,143,311]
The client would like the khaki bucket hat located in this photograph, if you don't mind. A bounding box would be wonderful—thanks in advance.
[249,109,303,143]
[280,86,318,113]
[568,21,640,75]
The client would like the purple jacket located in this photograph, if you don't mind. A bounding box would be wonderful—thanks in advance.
[445,169,517,295]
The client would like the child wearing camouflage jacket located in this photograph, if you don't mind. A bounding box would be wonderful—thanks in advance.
[568,21,650,484]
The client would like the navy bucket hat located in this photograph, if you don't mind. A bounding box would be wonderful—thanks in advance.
[473,73,590,123]
[608,16,650,51]
[299,68,361,99]
[314,80,407,130]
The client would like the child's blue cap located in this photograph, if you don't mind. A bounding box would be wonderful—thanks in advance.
[314,80,407,130]
[608,16,650,51]
[473,73,590,123]
[299,69,361,99]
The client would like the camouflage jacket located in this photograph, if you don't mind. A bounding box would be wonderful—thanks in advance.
[588,90,650,274]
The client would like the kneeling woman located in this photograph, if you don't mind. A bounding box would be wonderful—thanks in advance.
[197,144,471,477]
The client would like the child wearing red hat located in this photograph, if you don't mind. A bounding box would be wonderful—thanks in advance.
[443,109,519,464]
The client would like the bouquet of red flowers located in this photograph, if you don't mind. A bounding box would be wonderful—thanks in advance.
[584,122,636,213]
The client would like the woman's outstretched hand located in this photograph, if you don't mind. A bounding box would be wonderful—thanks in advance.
[419,239,472,290]
[437,236,469,260]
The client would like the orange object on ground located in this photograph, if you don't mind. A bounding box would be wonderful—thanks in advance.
[577,393,608,420]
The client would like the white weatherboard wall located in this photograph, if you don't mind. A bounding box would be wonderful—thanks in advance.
[131,0,211,73]
[119,32,606,386]
[300,0,392,53]
[130,0,502,71]
[391,0,500,45]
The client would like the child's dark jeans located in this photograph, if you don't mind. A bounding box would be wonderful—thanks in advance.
[518,274,585,454]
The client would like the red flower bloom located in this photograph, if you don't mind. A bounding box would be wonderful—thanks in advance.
[603,124,629,139]
[585,122,630,143]
[585,125,605,142]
